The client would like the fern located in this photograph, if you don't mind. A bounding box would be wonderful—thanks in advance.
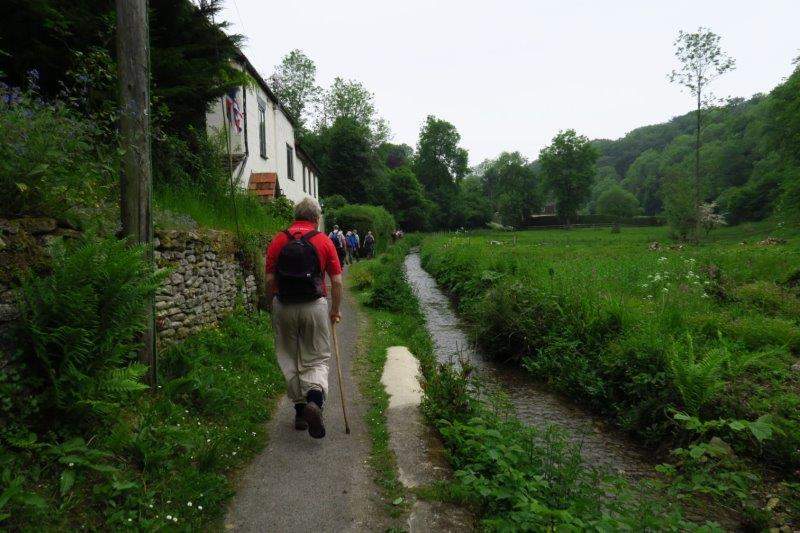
[16,237,166,425]
[667,334,729,415]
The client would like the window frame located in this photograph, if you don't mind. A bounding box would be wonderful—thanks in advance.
[257,99,267,159]
[286,144,295,181]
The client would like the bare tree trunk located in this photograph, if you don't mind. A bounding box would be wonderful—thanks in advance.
[117,0,155,387]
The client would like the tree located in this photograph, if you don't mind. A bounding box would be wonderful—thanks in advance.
[386,166,433,231]
[768,62,800,163]
[587,166,619,213]
[596,185,641,218]
[378,142,414,169]
[413,115,469,228]
[538,129,598,224]
[309,116,376,203]
[318,77,388,144]
[669,27,735,235]
[662,174,697,240]
[459,175,493,228]
[270,49,321,128]
[482,152,541,226]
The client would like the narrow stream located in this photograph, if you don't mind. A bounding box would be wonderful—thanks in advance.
[404,251,653,478]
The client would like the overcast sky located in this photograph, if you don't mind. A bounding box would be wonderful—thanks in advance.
[217,0,799,166]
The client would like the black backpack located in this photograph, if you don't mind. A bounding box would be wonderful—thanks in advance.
[276,230,324,303]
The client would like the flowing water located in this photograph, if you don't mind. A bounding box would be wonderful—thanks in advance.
[404,251,652,478]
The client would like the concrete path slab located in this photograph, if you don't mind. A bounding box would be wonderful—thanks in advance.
[381,346,474,532]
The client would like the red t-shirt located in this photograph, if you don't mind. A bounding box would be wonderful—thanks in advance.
[265,220,342,296]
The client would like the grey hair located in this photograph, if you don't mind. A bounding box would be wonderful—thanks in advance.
[294,197,322,222]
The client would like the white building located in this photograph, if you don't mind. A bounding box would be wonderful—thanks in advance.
[206,52,321,205]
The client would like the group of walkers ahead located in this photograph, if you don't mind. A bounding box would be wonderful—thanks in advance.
[328,225,375,265]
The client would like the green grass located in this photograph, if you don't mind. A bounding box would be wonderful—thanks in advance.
[419,221,800,527]
[352,240,722,530]
[348,240,436,521]
[155,185,292,237]
[2,311,284,530]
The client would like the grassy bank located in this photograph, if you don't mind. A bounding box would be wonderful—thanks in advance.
[348,239,435,519]
[2,310,283,530]
[419,223,800,526]
[350,240,722,530]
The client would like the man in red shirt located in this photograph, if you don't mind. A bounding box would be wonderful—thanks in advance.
[265,198,342,439]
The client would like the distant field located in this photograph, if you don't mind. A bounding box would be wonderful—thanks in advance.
[419,222,800,473]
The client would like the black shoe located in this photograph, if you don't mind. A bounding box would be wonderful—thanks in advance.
[295,413,309,431]
[303,402,326,439]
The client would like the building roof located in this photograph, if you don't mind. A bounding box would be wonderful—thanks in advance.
[295,144,321,176]
[234,51,300,129]
[232,50,324,181]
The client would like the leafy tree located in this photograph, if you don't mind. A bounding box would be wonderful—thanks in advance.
[587,166,619,214]
[270,49,321,128]
[0,0,244,185]
[307,116,376,203]
[318,77,388,144]
[482,152,541,226]
[538,130,598,224]
[413,115,469,228]
[386,166,433,231]
[596,185,641,218]
[378,142,414,169]
[662,174,697,240]
[459,176,493,228]
[669,27,736,234]
[767,61,800,163]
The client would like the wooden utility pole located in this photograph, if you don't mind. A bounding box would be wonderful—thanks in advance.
[117,0,156,387]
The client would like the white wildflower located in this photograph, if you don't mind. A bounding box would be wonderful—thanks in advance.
[187,502,192,507]
[198,505,203,511]
[166,515,172,520]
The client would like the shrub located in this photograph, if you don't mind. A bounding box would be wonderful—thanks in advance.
[597,185,641,218]
[13,237,165,428]
[662,174,698,240]
[327,204,396,254]
[0,86,115,222]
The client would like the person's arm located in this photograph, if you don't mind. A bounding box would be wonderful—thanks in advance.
[329,273,343,323]
[265,272,276,311]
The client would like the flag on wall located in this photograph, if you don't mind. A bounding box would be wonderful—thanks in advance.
[225,89,243,133]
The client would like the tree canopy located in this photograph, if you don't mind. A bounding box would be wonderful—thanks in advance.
[539,130,598,223]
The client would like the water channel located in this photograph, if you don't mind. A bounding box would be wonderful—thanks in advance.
[404,251,653,478]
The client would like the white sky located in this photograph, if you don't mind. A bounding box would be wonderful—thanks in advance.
[218,0,799,166]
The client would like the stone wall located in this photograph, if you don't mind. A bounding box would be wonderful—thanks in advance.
[0,218,260,348]
[154,229,258,344]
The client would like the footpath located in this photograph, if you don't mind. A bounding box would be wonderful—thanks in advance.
[224,287,388,532]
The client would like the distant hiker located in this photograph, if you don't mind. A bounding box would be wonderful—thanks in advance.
[363,230,375,259]
[346,230,359,263]
[328,225,346,267]
[266,198,343,439]
[352,229,361,260]
[343,230,353,265]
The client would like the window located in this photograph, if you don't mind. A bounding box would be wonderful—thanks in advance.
[286,145,294,180]
[302,165,307,192]
[257,100,267,159]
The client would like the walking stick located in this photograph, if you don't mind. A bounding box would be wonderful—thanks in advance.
[331,322,351,434]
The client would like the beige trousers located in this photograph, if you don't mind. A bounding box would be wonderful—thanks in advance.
[272,297,331,403]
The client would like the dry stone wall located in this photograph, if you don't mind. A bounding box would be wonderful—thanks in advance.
[154,229,258,344]
[0,218,260,348]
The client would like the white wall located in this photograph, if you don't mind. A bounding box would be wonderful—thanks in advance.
[206,59,321,205]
